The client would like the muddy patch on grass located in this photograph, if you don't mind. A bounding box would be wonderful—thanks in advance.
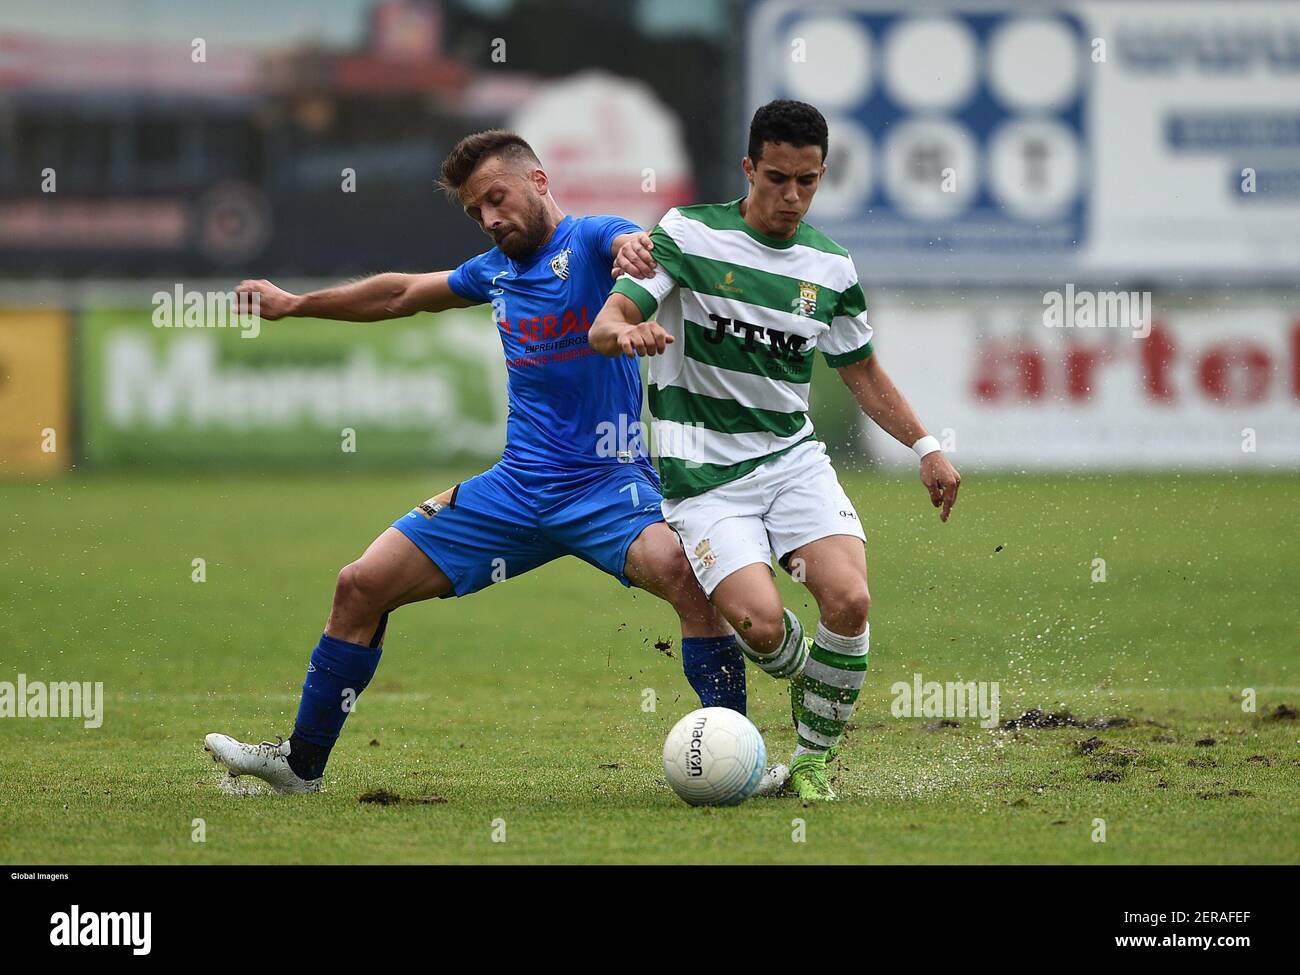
[1087,770,1124,783]
[1003,709,1082,730]
[1263,704,1298,721]
[1075,736,1105,754]
[1194,738,1217,747]
[1002,709,1133,731]
[1092,717,1134,729]
[359,789,448,805]
[922,719,961,732]
[359,789,402,805]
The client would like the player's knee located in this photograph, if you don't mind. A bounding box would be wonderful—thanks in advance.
[333,561,384,617]
[733,609,786,655]
[821,585,871,633]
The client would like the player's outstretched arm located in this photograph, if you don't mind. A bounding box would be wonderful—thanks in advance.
[235,271,476,323]
[838,354,962,522]
[589,293,674,357]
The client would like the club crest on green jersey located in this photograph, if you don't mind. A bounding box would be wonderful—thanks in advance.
[793,281,819,318]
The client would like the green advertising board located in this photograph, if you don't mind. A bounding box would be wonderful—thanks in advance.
[78,305,508,468]
[76,300,867,470]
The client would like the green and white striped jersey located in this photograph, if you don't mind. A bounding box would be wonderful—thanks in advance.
[610,199,873,499]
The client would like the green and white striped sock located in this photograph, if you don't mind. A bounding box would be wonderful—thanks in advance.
[736,608,807,679]
[792,621,870,756]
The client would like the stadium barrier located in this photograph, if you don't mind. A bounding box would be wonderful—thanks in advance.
[2,286,1298,474]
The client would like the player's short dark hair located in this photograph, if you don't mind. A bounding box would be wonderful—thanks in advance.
[747,100,829,165]
[438,129,540,200]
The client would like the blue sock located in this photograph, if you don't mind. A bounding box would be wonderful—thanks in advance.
[288,632,382,779]
[682,635,747,714]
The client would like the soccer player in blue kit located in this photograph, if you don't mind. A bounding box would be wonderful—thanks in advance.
[205,130,780,794]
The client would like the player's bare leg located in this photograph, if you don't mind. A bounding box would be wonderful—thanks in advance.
[787,533,870,635]
[326,527,454,644]
[205,525,453,793]
[708,563,787,653]
[782,533,871,801]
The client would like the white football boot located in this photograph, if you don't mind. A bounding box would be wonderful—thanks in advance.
[750,763,791,797]
[204,733,322,794]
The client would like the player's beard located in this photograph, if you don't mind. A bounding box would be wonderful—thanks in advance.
[494,197,550,259]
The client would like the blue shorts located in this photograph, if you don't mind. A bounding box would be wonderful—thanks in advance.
[392,460,665,597]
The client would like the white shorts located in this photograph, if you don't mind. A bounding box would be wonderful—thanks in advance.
[661,440,866,596]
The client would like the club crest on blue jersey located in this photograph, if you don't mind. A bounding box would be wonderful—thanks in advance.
[550,248,571,281]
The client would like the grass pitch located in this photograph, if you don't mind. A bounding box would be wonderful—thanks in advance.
[1,469,1297,864]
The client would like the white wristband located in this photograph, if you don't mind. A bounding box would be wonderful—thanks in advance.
[912,435,941,460]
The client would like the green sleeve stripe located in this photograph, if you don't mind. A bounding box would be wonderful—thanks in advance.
[823,342,873,368]
[839,282,868,319]
[610,278,658,321]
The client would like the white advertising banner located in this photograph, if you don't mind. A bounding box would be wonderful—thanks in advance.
[747,0,1300,283]
[1084,0,1300,278]
[864,290,1300,469]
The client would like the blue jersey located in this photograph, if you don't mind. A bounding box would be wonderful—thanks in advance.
[448,214,646,471]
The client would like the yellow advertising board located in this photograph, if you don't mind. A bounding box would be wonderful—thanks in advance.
[0,309,72,476]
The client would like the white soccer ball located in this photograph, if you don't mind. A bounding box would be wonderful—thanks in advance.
[662,707,767,806]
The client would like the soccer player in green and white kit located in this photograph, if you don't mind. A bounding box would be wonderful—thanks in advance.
[589,100,962,801]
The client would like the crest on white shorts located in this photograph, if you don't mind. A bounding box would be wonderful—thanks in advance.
[694,538,717,568]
